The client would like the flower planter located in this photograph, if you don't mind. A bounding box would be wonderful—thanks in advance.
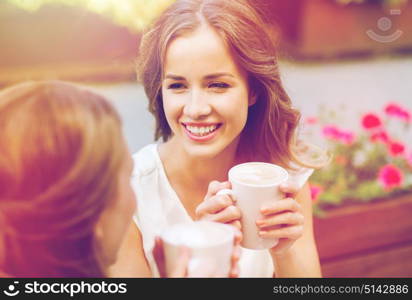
[270,0,412,59]
[313,192,412,277]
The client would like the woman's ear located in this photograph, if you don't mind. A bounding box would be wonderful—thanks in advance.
[248,91,257,106]
[247,76,258,106]
[94,221,104,243]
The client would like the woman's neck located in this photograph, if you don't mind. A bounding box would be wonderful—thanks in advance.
[157,137,248,219]
[159,138,241,190]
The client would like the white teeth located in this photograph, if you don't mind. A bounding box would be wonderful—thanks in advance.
[185,125,218,136]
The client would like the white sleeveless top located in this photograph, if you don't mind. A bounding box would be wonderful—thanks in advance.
[131,143,314,277]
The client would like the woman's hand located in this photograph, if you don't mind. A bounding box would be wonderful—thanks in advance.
[195,181,242,231]
[229,228,242,278]
[256,182,304,256]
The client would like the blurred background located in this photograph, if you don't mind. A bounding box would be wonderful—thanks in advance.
[0,0,411,277]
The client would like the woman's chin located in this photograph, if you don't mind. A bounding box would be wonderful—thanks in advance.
[182,141,223,160]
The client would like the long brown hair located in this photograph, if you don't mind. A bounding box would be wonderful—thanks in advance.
[0,81,124,277]
[136,0,328,169]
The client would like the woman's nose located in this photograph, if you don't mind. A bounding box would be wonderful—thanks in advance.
[183,89,212,120]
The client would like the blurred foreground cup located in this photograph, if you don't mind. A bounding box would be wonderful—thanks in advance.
[161,221,234,277]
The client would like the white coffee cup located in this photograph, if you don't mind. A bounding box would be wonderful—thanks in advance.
[161,221,234,277]
[217,162,288,250]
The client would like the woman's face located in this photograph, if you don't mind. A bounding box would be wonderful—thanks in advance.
[95,143,136,267]
[161,24,254,159]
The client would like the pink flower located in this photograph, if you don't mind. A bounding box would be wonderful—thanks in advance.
[388,141,405,157]
[385,103,402,115]
[310,184,323,204]
[340,131,355,145]
[378,164,404,190]
[400,110,411,122]
[370,130,390,144]
[384,103,411,123]
[361,113,382,130]
[322,125,355,145]
[322,125,341,140]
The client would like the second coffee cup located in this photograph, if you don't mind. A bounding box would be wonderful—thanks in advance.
[217,162,289,250]
[161,221,234,277]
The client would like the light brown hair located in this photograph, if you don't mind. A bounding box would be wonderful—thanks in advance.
[136,0,328,169]
[0,81,124,277]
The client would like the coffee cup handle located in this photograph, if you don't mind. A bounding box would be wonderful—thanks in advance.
[216,189,236,203]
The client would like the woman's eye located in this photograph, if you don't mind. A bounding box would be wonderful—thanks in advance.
[167,83,186,90]
[209,82,230,89]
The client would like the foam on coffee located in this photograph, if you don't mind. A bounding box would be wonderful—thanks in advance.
[230,163,286,185]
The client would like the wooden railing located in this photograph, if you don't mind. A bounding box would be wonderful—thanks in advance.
[314,193,412,277]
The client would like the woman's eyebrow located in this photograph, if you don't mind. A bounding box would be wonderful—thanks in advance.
[164,72,235,81]
[204,73,235,80]
[164,74,185,80]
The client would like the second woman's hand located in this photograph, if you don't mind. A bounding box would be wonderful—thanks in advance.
[229,228,242,278]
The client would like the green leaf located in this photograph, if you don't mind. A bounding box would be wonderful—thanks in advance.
[318,191,342,204]
[350,180,385,201]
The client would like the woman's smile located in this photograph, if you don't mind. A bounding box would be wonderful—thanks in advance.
[181,122,223,142]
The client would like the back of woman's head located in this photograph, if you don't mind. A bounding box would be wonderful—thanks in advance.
[0,81,124,277]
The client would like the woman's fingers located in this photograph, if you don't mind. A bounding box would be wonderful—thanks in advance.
[195,194,234,217]
[202,205,241,223]
[231,244,241,264]
[205,181,231,198]
[257,211,304,229]
[258,225,304,240]
[229,231,242,278]
[279,182,300,196]
[229,264,240,278]
[152,236,167,278]
[260,198,301,216]
[226,220,242,231]
[233,227,242,244]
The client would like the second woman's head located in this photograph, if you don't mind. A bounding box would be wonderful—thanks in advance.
[0,81,136,277]
[137,0,302,166]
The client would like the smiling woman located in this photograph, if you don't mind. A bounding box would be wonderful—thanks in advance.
[107,0,329,278]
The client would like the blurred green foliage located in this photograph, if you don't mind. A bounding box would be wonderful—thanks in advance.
[335,0,409,6]
[5,0,176,31]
